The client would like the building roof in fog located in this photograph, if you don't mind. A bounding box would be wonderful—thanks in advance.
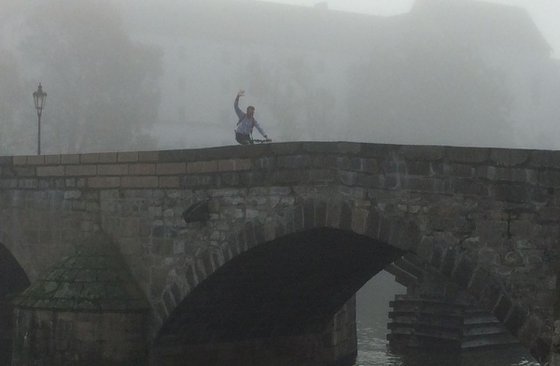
[123,0,550,56]
[124,0,403,53]
[411,0,551,55]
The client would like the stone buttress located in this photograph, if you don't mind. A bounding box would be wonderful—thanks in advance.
[11,234,149,366]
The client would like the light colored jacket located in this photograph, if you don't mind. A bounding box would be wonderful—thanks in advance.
[234,96,266,137]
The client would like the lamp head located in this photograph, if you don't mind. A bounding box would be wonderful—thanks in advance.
[33,82,47,113]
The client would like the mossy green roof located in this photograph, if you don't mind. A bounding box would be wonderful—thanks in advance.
[13,234,149,312]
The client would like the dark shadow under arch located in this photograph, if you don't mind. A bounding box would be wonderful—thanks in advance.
[0,243,30,365]
[155,228,404,347]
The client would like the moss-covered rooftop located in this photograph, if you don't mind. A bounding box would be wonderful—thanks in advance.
[13,234,149,312]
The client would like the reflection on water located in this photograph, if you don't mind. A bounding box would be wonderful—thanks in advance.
[355,324,539,366]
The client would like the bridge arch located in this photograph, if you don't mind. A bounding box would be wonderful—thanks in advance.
[151,199,417,364]
[0,242,30,298]
[151,198,550,363]
[154,227,404,365]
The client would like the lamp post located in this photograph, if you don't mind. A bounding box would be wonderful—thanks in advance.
[32,83,47,155]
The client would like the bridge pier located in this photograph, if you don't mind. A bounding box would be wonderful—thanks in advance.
[550,321,560,366]
[387,255,518,352]
[11,309,148,366]
[0,299,14,365]
[10,235,149,366]
[152,297,357,366]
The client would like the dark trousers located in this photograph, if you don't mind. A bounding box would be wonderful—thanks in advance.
[235,132,252,145]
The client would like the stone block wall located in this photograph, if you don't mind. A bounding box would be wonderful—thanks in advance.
[1,142,560,362]
[0,300,13,365]
[11,309,147,366]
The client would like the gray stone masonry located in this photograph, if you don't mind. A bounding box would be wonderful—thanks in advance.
[1,142,560,363]
[10,233,149,365]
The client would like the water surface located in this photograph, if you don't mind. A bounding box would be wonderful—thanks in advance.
[354,324,539,366]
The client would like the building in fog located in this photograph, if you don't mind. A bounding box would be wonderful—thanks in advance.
[121,0,560,149]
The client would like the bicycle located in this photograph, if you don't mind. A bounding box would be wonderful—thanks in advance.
[250,137,272,144]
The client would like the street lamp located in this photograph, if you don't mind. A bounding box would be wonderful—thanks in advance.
[32,83,47,155]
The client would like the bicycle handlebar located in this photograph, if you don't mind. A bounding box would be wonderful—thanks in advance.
[251,138,272,144]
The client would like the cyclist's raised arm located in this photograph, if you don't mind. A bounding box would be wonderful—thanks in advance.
[234,90,245,119]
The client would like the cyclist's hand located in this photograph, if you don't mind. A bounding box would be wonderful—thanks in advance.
[237,90,245,97]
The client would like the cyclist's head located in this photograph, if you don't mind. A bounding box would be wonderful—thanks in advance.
[247,106,255,118]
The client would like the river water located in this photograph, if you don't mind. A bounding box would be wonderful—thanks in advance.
[354,323,539,366]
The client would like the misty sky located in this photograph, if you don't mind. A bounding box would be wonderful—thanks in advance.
[2,0,560,154]
[259,0,560,58]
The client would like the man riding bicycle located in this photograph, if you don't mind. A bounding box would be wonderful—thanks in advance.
[234,90,270,145]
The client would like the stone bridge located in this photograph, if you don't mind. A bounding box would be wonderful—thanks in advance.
[0,141,559,365]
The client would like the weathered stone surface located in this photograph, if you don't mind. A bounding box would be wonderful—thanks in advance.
[530,151,560,169]
[0,156,13,166]
[128,163,156,175]
[88,176,121,188]
[97,163,129,175]
[44,155,61,164]
[277,155,313,169]
[65,165,97,176]
[159,176,180,188]
[359,143,398,157]
[138,151,159,162]
[157,162,186,175]
[13,233,148,311]
[187,160,218,174]
[218,159,251,171]
[505,304,529,337]
[61,154,80,164]
[446,147,489,163]
[12,156,27,165]
[117,151,139,162]
[26,155,45,165]
[539,171,560,188]
[494,295,513,322]
[267,142,300,154]
[121,176,158,188]
[12,309,147,365]
[0,141,558,364]
[37,166,63,177]
[490,149,529,167]
[400,145,445,161]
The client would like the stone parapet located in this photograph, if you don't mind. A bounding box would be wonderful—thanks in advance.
[0,143,557,197]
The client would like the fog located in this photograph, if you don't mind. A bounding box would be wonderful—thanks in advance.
[1,0,560,155]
